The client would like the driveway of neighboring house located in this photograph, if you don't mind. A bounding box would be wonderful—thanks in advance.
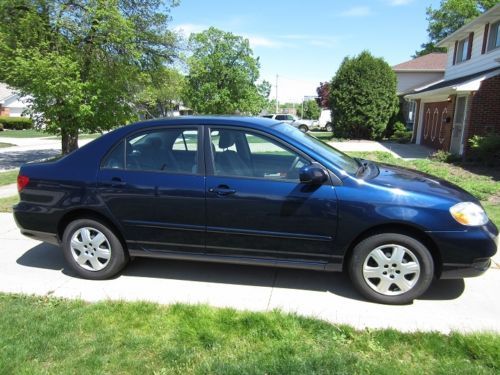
[329,139,434,160]
[0,137,93,170]
[1,212,499,334]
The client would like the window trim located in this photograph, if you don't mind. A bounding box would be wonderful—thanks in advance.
[455,37,470,64]
[100,125,205,176]
[487,20,500,52]
[204,125,337,185]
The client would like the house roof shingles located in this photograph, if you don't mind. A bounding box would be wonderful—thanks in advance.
[392,53,447,72]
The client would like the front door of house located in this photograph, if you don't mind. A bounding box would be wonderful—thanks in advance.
[450,95,468,155]
[421,101,452,151]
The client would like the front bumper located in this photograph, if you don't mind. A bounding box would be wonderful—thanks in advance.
[428,221,498,279]
[441,258,491,279]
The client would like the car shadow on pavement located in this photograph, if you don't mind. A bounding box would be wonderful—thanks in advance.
[16,242,465,303]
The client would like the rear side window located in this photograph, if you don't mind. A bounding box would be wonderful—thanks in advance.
[102,140,125,169]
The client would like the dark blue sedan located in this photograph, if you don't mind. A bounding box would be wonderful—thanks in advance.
[13,117,498,304]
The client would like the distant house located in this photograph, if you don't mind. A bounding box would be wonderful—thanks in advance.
[0,83,29,117]
[393,53,447,129]
[405,4,500,156]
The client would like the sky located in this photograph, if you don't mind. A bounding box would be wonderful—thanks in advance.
[170,0,442,103]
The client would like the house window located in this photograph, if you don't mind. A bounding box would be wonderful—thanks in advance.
[456,37,470,63]
[487,21,500,52]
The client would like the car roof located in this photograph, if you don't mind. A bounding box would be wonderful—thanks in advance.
[127,116,281,132]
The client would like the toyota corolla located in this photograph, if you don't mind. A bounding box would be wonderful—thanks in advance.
[13,117,498,304]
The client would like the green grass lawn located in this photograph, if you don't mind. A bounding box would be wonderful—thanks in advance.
[0,129,49,138]
[348,151,500,226]
[0,195,18,212]
[0,142,15,148]
[0,293,498,374]
[0,170,18,186]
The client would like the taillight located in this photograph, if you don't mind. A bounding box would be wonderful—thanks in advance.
[17,175,30,192]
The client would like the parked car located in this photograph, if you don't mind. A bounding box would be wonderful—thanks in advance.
[318,109,333,132]
[262,114,319,132]
[14,117,497,304]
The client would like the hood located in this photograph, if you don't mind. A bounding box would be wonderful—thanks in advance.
[367,163,476,203]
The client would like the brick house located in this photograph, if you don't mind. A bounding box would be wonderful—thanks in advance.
[405,4,500,156]
[393,53,446,129]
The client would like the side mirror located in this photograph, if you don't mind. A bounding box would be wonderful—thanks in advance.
[299,165,328,185]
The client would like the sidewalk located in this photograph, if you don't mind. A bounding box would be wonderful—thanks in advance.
[1,212,499,333]
[0,183,16,198]
[330,140,433,160]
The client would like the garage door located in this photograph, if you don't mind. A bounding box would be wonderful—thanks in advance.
[421,102,452,151]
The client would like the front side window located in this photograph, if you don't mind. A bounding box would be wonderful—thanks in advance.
[487,21,500,52]
[210,129,309,180]
[121,128,198,174]
[456,37,470,63]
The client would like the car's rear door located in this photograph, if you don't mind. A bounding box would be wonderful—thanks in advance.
[97,126,206,255]
[204,126,339,266]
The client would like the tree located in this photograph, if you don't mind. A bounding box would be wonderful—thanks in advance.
[297,100,321,120]
[414,0,497,57]
[184,27,268,115]
[315,82,330,108]
[0,0,179,154]
[136,67,185,119]
[329,51,398,140]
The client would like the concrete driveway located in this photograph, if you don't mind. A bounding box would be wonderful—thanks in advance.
[1,213,498,334]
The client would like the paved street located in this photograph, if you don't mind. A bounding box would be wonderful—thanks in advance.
[1,212,498,333]
[0,136,92,171]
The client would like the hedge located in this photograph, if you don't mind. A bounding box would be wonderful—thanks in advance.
[0,116,33,130]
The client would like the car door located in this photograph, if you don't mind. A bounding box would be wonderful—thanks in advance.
[97,126,206,255]
[205,126,338,265]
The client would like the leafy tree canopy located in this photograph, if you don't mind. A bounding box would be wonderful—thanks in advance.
[315,82,330,108]
[0,0,180,153]
[184,27,268,115]
[414,0,497,57]
[329,51,398,140]
[135,67,185,119]
[297,100,321,120]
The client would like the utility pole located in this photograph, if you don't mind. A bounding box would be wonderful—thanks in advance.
[275,74,279,113]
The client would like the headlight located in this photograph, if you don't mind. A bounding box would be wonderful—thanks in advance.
[449,202,489,226]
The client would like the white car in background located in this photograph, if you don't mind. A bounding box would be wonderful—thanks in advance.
[262,114,319,132]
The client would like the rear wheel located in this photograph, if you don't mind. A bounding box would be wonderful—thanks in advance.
[62,218,128,279]
[348,233,434,304]
[325,123,333,133]
[299,125,308,133]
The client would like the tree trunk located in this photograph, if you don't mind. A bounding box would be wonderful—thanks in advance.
[61,128,79,154]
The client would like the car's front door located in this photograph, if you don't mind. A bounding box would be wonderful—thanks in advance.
[97,126,206,255]
[205,127,338,265]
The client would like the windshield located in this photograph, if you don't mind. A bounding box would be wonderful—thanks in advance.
[274,123,359,175]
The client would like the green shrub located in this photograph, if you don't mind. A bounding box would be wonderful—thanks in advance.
[468,135,500,165]
[389,122,412,143]
[431,150,461,163]
[0,124,3,131]
[0,116,33,130]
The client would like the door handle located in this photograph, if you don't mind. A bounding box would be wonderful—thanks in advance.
[209,185,236,196]
[110,177,127,187]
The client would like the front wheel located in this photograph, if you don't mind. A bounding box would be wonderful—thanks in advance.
[325,123,333,133]
[298,125,308,133]
[62,218,128,279]
[348,233,434,304]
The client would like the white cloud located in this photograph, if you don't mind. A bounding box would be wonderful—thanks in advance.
[244,35,284,48]
[340,6,372,17]
[387,0,414,5]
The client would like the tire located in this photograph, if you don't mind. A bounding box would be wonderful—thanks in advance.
[299,125,308,133]
[62,218,128,280]
[325,123,333,133]
[348,233,434,305]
